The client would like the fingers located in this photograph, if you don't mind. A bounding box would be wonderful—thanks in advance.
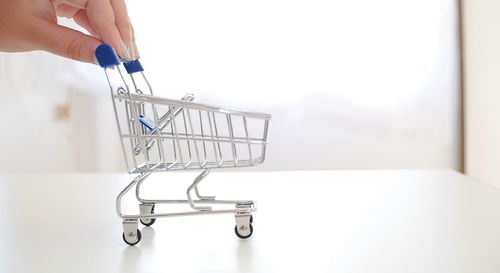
[53,0,139,60]
[110,0,137,58]
[85,0,128,59]
[85,0,135,60]
[53,3,80,19]
[131,26,139,58]
[32,18,101,64]
[73,9,99,37]
[50,0,139,61]
[52,0,86,18]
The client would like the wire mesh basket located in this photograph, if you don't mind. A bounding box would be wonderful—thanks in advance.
[113,91,270,173]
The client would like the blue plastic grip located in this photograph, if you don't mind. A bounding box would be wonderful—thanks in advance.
[95,43,144,73]
[95,44,120,68]
[139,115,156,130]
[123,60,144,74]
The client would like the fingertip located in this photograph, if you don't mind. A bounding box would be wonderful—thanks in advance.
[70,40,101,64]
[133,42,140,58]
[118,40,131,60]
[126,41,136,59]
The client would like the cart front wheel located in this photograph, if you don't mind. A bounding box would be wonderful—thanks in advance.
[234,223,253,239]
[122,229,142,246]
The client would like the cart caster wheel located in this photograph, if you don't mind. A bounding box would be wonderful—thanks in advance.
[141,218,156,226]
[140,204,156,227]
[235,223,253,239]
[122,229,142,246]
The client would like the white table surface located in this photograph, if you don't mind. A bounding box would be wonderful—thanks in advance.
[1,170,499,273]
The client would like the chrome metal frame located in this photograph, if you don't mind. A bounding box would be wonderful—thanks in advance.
[116,170,256,220]
[103,64,270,245]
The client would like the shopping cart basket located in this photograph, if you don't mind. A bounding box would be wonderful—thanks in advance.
[95,44,271,246]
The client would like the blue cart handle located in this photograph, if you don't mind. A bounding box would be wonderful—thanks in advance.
[95,44,144,74]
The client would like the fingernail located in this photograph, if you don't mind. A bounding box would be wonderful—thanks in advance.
[133,42,140,58]
[118,41,131,60]
[127,41,136,60]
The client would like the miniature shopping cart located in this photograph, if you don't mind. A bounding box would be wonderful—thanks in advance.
[95,44,271,246]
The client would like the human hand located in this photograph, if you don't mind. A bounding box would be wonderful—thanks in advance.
[0,0,138,64]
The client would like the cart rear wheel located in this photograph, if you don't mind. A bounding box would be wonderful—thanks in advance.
[122,229,142,246]
[234,223,253,239]
[140,204,156,226]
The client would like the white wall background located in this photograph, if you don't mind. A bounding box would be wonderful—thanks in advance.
[0,52,76,172]
[0,0,461,172]
[462,0,500,188]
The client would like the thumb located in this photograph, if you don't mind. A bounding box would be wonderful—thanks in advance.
[32,19,102,64]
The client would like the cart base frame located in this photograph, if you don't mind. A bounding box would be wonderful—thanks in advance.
[117,170,256,245]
